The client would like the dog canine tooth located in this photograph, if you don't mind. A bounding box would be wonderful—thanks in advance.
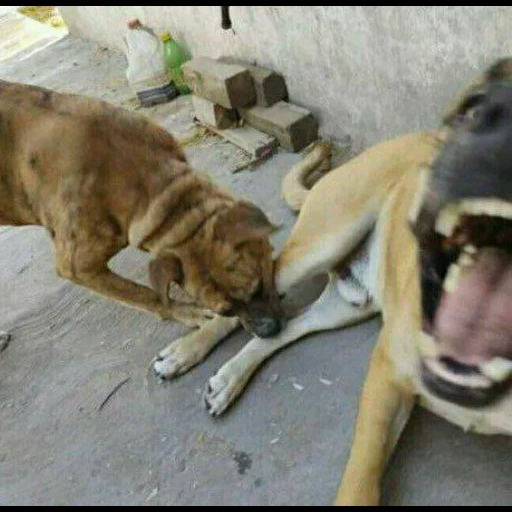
[435,204,462,237]
[444,250,477,293]
[458,252,475,268]
[444,262,462,293]
[480,358,512,382]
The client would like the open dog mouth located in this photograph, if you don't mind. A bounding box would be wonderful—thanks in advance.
[418,198,512,408]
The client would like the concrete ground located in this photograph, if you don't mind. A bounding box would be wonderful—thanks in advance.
[0,36,511,506]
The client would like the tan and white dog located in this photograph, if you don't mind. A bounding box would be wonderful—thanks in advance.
[156,58,512,505]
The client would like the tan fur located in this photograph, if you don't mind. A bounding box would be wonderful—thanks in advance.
[196,63,511,503]
[281,141,333,211]
[0,80,278,331]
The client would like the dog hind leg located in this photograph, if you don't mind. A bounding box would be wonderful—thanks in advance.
[203,274,379,416]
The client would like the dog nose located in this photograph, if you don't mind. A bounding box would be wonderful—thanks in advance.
[251,317,282,339]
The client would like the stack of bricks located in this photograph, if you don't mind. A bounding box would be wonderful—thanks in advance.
[182,56,319,154]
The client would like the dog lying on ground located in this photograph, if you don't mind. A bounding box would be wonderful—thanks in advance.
[0,81,283,358]
[155,58,512,505]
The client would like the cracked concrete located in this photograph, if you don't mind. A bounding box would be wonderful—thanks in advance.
[0,36,511,506]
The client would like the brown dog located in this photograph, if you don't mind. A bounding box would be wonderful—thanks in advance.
[0,81,282,359]
[175,59,511,503]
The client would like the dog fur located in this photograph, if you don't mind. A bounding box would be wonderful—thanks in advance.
[161,59,512,505]
[0,80,281,350]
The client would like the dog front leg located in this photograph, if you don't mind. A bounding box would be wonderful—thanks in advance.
[335,339,415,506]
[62,267,214,328]
[153,316,241,379]
[203,274,378,416]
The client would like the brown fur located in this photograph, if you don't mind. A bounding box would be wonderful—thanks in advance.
[0,80,279,331]
[178,59,511,504]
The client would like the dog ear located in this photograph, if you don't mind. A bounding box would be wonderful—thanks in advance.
[215,201,274,246]
[149,255,184,307]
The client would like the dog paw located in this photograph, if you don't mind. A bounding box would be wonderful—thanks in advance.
[203,368,249,417]
[170,304,216,328]
[153,351,195,380]
[0,331,11,353]
[153,327,211,380]
[153,345,198,380]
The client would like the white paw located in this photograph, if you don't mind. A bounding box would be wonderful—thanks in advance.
[203,367,250,417]
[153,329,207,380]
[0,331,11,352]
[153,351,193,380]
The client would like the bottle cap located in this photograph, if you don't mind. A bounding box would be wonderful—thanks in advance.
[161,32,173,42]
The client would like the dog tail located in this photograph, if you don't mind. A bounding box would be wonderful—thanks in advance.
[282,141,333,211]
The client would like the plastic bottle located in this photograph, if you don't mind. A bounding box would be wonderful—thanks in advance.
[161,32,191,95]
[124,19,178,107]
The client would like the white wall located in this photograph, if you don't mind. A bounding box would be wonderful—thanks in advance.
[58,6,512,150]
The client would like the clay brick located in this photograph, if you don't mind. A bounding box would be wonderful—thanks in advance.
[183,57,255,109]
[219,57,287,107]
[217,125,278,158]
[240,101,318,152]
[191,95,237,129]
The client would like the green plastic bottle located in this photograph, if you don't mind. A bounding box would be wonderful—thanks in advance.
[161,32,191,95]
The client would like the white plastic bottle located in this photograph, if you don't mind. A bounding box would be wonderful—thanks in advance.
[124,18,178,107]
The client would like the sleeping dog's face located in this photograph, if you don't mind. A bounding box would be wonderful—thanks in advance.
[410,58,512,408]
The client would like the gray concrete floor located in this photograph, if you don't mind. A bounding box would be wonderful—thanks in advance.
[0,37,511,506]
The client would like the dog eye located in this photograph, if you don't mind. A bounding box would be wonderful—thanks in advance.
[459,92,486,122]
[465,105,484,122]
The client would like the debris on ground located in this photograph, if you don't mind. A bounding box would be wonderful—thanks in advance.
[18,6,66,29]
[290,378,304,392]
[268,373,280,386]
[0,331,11,352]
[146,487,159,502]
[97,377,131,412]
[270,432,282,445]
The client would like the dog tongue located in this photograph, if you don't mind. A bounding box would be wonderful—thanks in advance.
[434,248,512,364]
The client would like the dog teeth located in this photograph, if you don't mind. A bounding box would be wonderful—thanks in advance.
[443,250,473,293]
[443,250,477,293]
[460,198,512,219]
[480,357,512,382]
[458,252,475,268]
[435,199,512,238]
[435,204,461,237]
[444,262,462,293]
[463,244,477,255]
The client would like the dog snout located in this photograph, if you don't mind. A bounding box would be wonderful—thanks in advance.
[248,316,283,338]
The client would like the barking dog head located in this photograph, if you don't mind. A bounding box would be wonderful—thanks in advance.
[410,58,512,408]
[150,201,283,338]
